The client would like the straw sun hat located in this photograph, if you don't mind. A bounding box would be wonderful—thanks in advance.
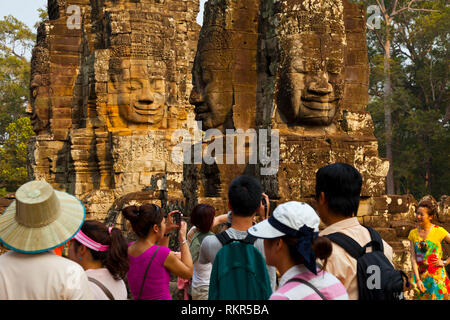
[0,180,85,253]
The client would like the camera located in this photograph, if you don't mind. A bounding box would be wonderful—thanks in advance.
[173,211,182,225]
[262,197,268,217]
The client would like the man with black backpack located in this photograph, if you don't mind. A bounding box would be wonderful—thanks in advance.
[316,163,408,300]
[198,175,277,300]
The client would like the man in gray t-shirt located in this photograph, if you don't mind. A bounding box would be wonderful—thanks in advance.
[199,227,277,291]
[198,175,278,293]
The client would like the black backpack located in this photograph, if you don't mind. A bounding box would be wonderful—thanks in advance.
[326,226,409,300]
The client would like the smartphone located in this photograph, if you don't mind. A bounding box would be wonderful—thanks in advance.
[262,197,268,217]
[173,212,182,225]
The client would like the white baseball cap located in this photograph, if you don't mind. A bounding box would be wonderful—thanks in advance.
[248,201,320,238]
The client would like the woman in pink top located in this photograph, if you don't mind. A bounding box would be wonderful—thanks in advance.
[122,204,193,300]
[248,201,348,300]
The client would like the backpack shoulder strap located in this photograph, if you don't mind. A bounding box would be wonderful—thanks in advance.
[216,231,232,246]
[88,277,115,300]
[138,245,161,300]
[363,226,384,252]
[286,277,328,300]
[325,232,364,259]
[243,233,258,245]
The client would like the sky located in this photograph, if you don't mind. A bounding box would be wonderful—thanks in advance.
[0,0,47,31]
[0,0,206,31]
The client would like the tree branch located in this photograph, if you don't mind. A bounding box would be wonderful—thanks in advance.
[372,29,386,53]
[376,0,387,16]
[392,0,399,14]
[392,0,439,16]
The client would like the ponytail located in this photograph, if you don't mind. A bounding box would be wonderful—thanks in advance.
[312,236,332,271]
[104,226,129,280]
[73,220,129,280]
[283,235,333,272]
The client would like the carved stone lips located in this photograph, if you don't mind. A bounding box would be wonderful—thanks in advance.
[133,104,162,115]
[301,95,338,111]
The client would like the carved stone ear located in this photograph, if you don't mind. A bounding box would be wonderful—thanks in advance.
[109,72,119,91]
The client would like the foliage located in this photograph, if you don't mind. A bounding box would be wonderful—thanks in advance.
[0,117,35,192]
[34,7,49,30]
[357,0,449,199]
[0,15,35,145]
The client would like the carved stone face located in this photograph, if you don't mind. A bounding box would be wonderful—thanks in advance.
[29,72,50,133]
[190,26,234,131]
[109,60,166,127]
[277,33,344,126]
[190,49,233,131]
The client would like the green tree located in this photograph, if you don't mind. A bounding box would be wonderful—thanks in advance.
[0,117,35,192]
[0,15,35,145]
[355,0,449,199]
[34,7,48,30]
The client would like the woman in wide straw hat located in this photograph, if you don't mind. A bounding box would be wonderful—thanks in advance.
[0,180,92,299]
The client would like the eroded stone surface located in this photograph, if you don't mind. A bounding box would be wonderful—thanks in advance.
[29,0,200,219]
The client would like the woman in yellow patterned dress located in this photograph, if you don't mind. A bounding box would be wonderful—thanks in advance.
[409,200,450,300]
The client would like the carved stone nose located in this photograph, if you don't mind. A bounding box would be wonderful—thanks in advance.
[307,73,333,95]
[308,83,333,95]
[139,89,154,104]
[189,88,203,105]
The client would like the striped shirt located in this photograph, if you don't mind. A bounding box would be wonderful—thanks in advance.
[270,265,349,300]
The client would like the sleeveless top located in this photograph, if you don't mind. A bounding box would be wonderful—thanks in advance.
[127,244,172,300]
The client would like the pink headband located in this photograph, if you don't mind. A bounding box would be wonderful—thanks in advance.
[74,229,110,252]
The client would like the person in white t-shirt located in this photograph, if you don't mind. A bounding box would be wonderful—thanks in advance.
[68,220,129,300]
[0,180,92,300]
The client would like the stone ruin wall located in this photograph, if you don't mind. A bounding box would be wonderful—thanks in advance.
[181,0,449,297]
[27,0,201,222]
[183,0,390,222]
[0,0,445,298]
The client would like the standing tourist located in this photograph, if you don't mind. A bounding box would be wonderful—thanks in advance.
[68,220,129,300]
[316,163,403,300]
[0,180,92,299]
[123,204,193,300]
[409,200,450,300]
[187,204,229,300]
[199,175,276,299]
[248,201,349,300]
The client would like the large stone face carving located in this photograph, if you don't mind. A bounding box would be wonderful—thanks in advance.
[275,1,345,126]
[108,59,167,126]
[189,0,260,132]
[183,0,261,215]
[28,0,200,220]
[190,26,233,131]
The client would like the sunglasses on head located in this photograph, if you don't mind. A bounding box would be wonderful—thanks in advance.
[419,240,428,253]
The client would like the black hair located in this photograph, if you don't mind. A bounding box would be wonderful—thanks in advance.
[283,236,333,271]
[315,163,362,217]
[417,200,437,218]
[191,204,216,233]
[72,220,129,280]
[122,204,164,238]
[228,175,263,217]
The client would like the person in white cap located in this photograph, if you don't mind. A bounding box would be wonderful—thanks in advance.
[248,201,349,300]
[0,180,92,299]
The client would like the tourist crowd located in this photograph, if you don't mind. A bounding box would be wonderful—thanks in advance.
[0,163,448,300]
